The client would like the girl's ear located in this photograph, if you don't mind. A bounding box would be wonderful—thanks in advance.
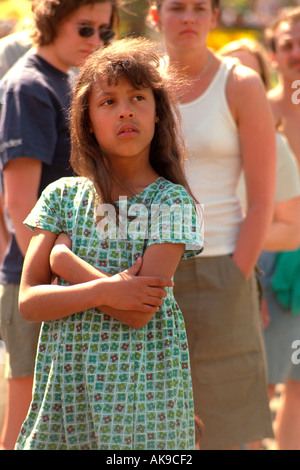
[147,5,160,30]
[88,120,94,133]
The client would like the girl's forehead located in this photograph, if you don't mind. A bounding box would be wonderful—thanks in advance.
[88,75,154,101]
[92,75,131,92]
[92,74,152,92]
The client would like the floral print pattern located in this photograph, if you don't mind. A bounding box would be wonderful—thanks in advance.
[16,177,203,450]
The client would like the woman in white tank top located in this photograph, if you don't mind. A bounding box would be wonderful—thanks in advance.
[148,0,276,449]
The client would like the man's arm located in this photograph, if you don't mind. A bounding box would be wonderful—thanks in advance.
[3,157,42,256]
[0,192,10,263]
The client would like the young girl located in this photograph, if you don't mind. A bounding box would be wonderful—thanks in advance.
[15,37,203,450]
[0,0,118,450]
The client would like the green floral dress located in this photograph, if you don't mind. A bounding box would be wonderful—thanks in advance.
[16,176,203,450]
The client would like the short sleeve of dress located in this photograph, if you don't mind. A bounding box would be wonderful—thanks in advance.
[24,177,69,235]
[146,184,204,259]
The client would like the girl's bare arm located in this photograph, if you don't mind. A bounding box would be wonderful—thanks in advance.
[50,233,183,329]
[19,228,173,327]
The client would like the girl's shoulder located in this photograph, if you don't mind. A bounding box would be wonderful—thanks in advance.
[42,176,95,198]
[152,177,193,204]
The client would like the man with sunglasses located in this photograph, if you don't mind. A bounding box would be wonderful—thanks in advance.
[0,0,118,450]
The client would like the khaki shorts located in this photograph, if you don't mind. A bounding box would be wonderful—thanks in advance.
[0,284,41,378]
[174,255,273,449]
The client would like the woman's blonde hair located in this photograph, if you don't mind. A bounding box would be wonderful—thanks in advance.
[218,37,274,91]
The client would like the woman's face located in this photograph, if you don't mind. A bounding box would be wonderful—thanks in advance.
[157,0,218,53]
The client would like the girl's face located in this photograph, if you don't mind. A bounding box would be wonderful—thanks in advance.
[50,2,113,71]
[88,76,157,166]
[156,0,218,53]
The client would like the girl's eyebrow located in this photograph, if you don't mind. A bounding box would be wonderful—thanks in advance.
[94,86,142,98]
[99,82,144,92]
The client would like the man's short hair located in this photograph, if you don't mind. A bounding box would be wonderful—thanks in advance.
[30,0,119,47]
[264,6,300,52]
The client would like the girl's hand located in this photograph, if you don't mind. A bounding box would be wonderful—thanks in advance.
[98,252,181,329]
[104,257,173,311]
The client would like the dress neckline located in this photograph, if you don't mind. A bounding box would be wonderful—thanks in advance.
[123,176,166,202]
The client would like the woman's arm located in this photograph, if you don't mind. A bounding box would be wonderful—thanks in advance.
[19,228,174,327]
[263,197,300,251]
[227,65,276,278]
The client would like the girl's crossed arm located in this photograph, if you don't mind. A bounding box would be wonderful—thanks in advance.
[49,233,184,329]
[19,229,176,328]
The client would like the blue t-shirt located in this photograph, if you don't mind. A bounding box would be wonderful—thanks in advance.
[0,52,75,283]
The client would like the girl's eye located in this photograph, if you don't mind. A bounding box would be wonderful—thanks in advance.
[101,98,115,106]
[133,95,145,102]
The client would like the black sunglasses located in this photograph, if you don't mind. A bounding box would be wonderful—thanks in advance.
[77,24,115,45]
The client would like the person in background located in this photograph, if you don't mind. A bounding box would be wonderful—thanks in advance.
[264,6,300,166]
[0,0,118,450]
[15,37,203,450]
[148,0,276,449]
[263,7,300,449]
[219,37,300,450]
[0,29,32,81]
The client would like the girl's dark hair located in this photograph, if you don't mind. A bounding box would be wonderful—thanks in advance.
[31,0,119,46]
[70,37,196,208]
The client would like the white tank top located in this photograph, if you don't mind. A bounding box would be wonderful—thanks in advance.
[179,58,243,256]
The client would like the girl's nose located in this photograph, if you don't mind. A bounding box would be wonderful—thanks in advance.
[118,111,135,119]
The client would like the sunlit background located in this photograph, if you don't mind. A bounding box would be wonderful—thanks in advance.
[0,0,300,48]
